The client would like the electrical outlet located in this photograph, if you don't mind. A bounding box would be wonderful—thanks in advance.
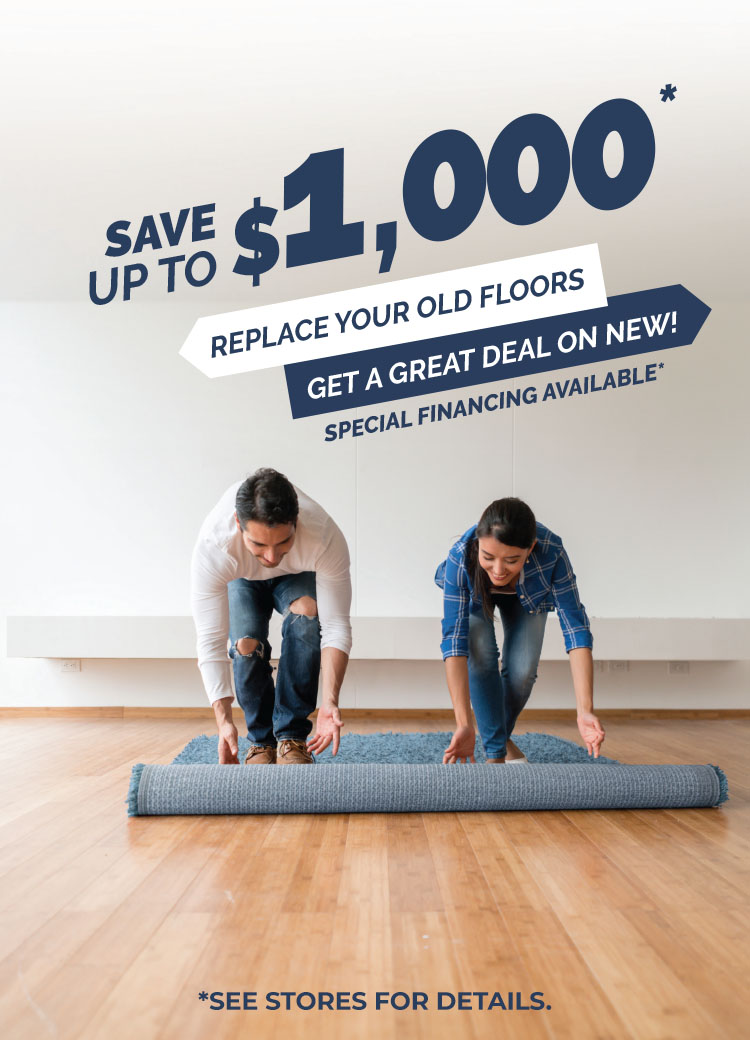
[608,660,630,673]
[668,661,690,675]
[60,659,81,673]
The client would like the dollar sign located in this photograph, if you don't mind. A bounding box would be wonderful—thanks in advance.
[233,196,280,286]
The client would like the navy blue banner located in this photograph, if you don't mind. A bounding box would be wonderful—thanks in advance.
[284,285,709,418]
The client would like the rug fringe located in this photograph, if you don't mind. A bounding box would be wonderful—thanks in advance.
[708,764,729,804]
[126,763,146,816]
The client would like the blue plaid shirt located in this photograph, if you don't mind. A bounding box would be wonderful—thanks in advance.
[435,522,593,659]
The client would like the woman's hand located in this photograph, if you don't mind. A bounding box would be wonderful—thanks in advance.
[307,701,344,756]
[443,724,477,764]
[577,711,605,758]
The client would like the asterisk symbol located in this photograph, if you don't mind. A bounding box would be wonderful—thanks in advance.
[658,362,664,369]
[660,83,677,101]
[198,991,208,1001]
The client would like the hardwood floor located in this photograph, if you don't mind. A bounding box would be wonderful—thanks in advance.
[0,713,747,1040]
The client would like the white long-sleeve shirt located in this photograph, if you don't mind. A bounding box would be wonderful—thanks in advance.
[191,481,352,704]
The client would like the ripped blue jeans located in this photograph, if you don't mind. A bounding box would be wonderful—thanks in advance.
[469,595,548,759]
[227,572,321,746]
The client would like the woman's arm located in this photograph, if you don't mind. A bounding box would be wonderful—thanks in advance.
[568,647,605,756]
[548,546,604,757]
[439,541,477,763]
[442,657,476,763]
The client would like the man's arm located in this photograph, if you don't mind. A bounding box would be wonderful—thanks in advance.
[191,537,240,761]
[321,646,349,705]
[191,538,238,704]
[307,520,353,756]
[307,647,349,756]
[213,696,239,764]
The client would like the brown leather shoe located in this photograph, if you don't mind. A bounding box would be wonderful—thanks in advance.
[276,739,314,764]
[244,744,277,765]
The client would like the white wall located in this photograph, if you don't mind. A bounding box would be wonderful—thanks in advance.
[1,1,748,709]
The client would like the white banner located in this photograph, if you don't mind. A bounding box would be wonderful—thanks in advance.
[179,244,607,378]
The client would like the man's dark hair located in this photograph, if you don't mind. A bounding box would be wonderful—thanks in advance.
[235,468,299,528]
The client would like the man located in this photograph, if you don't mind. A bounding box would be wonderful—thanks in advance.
[191,468,352,764]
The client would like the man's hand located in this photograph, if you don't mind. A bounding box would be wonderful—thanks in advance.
[443,724,476,764]
[212,696,239,764]
[307,702,344,756]
[217,720,240,764]
[577,711,605,758]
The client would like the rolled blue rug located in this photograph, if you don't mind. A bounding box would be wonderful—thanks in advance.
[126,732,727,816]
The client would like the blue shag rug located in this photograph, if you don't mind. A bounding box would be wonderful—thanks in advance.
[171,731,621,766]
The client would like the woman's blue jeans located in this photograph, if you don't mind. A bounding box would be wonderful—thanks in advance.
[468,596,547,759]
[227,572,321,746]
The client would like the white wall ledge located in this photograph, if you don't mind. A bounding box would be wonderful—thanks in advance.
[5,616,750,661]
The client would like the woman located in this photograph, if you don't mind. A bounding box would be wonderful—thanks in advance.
[435,497,605,764]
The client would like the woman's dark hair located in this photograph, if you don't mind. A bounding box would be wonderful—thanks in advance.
[468,498,537,617]
[235,468,299,528]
